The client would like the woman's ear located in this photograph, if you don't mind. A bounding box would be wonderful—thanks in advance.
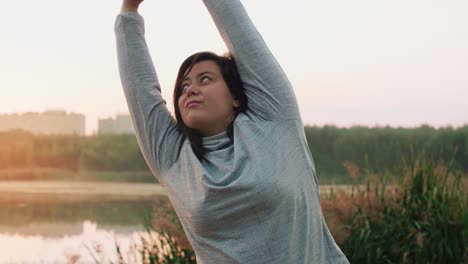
[233,99,240,108]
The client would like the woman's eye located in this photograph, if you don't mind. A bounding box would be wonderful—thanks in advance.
[200,76,211,83]
[181,84,189,93]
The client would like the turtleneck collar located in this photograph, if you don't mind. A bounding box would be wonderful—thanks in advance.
[202,131,232,152]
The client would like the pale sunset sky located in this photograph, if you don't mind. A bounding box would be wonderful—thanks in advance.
[1,0,467,134]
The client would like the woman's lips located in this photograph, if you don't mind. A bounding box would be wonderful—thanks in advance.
[186,100,201,108]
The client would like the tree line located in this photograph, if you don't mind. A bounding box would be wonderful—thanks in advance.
[0,130,146,172]
[0,125,466,182]
[305,125,467,182]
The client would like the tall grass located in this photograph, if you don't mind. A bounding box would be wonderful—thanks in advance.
[112,200,196,264]
[323,157,467,263]
[114,231,196,264]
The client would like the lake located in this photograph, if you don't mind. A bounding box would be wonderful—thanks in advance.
[0,181,170,263]
[0,181,352,263]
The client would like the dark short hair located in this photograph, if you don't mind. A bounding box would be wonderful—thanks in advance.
[173,51,248,160]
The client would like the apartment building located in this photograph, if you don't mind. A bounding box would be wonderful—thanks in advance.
[98,114,134,135]
[0,111,85,135]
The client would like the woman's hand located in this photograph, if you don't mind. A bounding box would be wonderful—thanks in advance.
[121,0,144,13]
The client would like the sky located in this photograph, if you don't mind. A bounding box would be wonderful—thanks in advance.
[1,0,467,134]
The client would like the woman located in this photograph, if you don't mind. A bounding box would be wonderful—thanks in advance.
[116,0,349,263]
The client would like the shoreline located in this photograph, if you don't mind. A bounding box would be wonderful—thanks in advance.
[0,181,167,199]
[0,181,356,198]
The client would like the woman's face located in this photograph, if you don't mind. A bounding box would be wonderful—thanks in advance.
[178,60,239,137]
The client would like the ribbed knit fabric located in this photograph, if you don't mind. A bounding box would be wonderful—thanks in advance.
[115,1,349,263]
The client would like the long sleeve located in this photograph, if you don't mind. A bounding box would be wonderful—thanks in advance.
[202,0,301,121]
[115,13,183,180]
[112,7,349,264]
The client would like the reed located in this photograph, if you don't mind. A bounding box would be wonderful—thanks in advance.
[323,156,467,263]
[112,203,196,264]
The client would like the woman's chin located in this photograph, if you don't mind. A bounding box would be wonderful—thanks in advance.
[184,119,205,132]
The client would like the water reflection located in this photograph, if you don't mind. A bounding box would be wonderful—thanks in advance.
[0,220,153,263]
[0,193,169,232]
[0,189,172,263]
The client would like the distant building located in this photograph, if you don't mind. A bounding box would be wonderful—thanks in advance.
[98,114,134,135]
[0,110,85,135]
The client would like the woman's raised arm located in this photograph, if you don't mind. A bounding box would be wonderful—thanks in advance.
[202,0,301,121]
[115,0,183,180]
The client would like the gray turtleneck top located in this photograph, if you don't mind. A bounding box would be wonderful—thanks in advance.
[115,0,349,263]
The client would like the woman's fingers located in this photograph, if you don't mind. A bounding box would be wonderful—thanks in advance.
[122,0,144,12]
[125,0,144,8]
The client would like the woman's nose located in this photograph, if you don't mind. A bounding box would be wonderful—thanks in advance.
[186,84,199,97]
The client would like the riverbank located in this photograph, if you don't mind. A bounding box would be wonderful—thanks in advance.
[0,181,167,200]
[0,168,156,183]
[0,181,356,198]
